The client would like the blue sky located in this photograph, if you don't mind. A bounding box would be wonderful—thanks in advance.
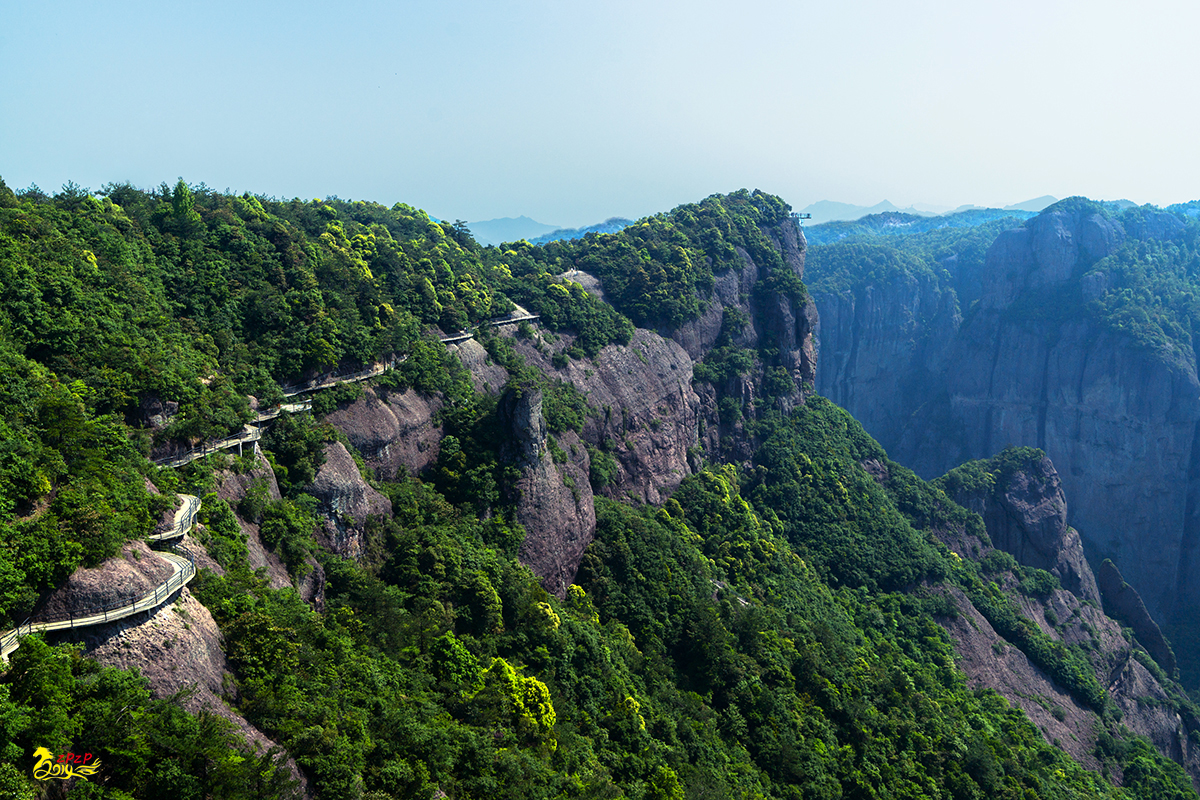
[3,0,1198,227]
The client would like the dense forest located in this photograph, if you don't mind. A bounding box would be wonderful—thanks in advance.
[0,178,1196,799]
[805,196,1200,357]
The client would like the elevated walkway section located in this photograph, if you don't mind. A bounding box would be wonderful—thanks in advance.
[1,495,202,661]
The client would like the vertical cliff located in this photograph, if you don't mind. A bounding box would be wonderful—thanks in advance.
[316,213,815,598]
[811,202,1200,621]
[921,451,1200,787]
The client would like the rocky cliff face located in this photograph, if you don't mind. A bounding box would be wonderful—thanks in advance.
[308,441,392,561]
[501,386,596,598]
[672,218,817,395]
[911,454,1200,787]
[33,541,174,621]
[813,205,1200,620]
[319,219,814,596]
[514,328,706,505]
[65,590,310,795]
[814,269,959,444]
[214,448,292,591]
[325,386,445,479]
[1098,559,1177,676]
[944,452,1100,606]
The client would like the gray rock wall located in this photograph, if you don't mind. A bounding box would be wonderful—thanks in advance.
[813,207,1200,620]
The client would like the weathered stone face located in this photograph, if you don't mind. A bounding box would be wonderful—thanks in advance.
[813,209,1200,620]
[325,386,445,479]
[319,218,814,596]
[500,387,596,599]
[309,441,392,561]
[921,452,1198,785]
[944,453,1099,607]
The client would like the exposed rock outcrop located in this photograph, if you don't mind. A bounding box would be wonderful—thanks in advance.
[813,204,1200,619]
[316,215,813,594]
[136,395,179,430]
[1097,559,1177,676]
[214,448,291,590]
[449,337,510,394]
[515,329,705,504]
[814,269,959,444]
[325,387,444,479]
[502,386,596,598]
[308,441,392,561]
[944,452,1100,606]
[924,451,1200,787]
[69,590,309,795]
[33,541,174,622]
[671,218,817,396]
[936,586,1099,769]
[974,207,1124,310]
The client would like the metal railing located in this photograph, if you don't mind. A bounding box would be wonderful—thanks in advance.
[279,359,394,398]
[153,317,540,469]
[151,426,263,468]
[0,546,197,661]
[148,494,200,542]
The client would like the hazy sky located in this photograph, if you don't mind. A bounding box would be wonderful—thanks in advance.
[3,0,1198,227]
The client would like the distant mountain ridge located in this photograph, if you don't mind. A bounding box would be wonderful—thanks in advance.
[801,195,1058,225]
[466,215,560,246]
[531,217,633,245]
[804,207,1038,246]
[800,199,932,224]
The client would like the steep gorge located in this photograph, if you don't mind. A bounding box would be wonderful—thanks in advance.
[812,202,1200,621]
[324,212,817,595]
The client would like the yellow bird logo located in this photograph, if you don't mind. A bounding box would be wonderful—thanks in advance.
[32,747,101,781]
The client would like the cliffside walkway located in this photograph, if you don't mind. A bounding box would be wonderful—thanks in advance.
[0,496,202,661]
[149,493,201,542]
[280,363,394,398]
[152,426,265,469]
[151,402,311,469]
[439,314,540,344]
[153,311,540,469]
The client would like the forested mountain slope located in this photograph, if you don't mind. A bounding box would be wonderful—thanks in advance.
[0,179,1197,799]
[806,198,1200,674]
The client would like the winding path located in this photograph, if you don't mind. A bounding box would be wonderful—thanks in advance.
[0,495,202,661]
[152,402,311,469]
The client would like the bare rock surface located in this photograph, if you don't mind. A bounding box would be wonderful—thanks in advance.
[72,589,309,795]
[1097,559,1176,675]
[1108,654,1196,773]
[672,218,817,399]
[936,587,1099,768]
[213,450,290,589]
[150,494,180,537]
[309,441,392,561]
[515,329,703,504]
[215,448,282,507]
[326,386,444,479]
[450,337,510,394]
[946,453,1100,606]
[812,205,1200,619]
[33,541,174,622]
[501,387,596,597]
[178,532,224,576]
[928,455,1200,787]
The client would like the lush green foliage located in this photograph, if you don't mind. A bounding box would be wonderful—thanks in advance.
[2,178,1197,798]
[744,397,949,592]
[0,636,296,799]
[0,340,171,625]
[532,190,793,330]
